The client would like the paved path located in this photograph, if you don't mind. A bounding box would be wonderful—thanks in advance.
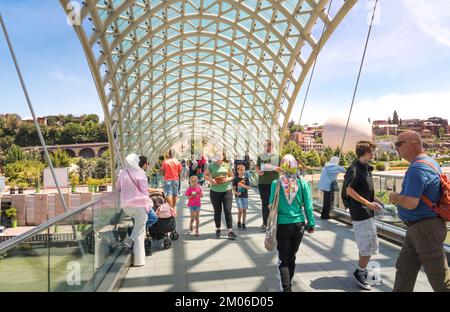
[119,184,433,292]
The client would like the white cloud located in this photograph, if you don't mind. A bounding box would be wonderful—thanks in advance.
[352,89,450,122]
[288,89,450,126]
[50,70,88,85]
[313,0,450,82]
[403,0,450,47]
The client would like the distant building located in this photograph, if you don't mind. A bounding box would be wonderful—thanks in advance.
[300,142,325,153]
[290,131,324,152]
[421,129,433,138]
[373,124,398,136]
[290,132,304,145]
[402,119,422,127]
[21,116,47,126]
[373,120,390,126]
[304,124,322,132]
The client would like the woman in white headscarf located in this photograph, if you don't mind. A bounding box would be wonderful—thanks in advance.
[269,154,315,292]
[318,156,346,219]
[116,153,153,266]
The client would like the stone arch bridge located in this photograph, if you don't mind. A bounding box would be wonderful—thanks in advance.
[23,142,109,159]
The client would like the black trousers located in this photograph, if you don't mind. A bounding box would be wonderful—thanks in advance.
[321,191,334,219]
[210,190,233,229]
[277,223,306,279]
[258,183,272,226]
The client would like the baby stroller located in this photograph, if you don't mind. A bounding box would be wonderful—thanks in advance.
[145,190,179,253]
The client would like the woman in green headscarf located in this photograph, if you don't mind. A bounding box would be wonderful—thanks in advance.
[269,154,316,292]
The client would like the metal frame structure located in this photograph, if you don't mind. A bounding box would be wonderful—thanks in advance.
[61,0,357,174]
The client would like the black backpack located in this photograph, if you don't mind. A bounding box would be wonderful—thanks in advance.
[341,163,356,209]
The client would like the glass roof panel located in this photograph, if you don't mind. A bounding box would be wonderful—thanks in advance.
[72,0,356,167]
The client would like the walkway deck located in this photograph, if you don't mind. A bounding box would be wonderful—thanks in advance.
[119,184,433,292]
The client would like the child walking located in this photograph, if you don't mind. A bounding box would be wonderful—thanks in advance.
[233,164,251,229]
[185,175,203,236]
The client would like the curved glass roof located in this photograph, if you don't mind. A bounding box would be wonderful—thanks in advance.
[62,0,356,168]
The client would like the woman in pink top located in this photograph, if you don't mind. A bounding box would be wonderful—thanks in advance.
[161,149,182,208]
[185,175,203,236]
[117,153,153,266]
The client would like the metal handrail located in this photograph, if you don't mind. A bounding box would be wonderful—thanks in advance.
[312,200,450,253]
[0,192,116,253]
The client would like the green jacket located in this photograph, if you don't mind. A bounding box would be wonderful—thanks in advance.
[269,178,316,226]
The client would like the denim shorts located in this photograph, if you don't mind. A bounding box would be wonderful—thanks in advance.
[163,180,180,196]
[236,197,249,209]
[189,206,201,212]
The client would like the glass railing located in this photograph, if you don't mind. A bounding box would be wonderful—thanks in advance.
[0,191,132,292]
[303,168,450,250]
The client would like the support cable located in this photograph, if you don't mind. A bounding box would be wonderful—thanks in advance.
[339,0,379,159]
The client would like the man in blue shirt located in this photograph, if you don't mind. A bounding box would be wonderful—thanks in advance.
[389,131,450,292]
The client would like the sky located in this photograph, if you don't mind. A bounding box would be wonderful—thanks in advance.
[0,0,449,125]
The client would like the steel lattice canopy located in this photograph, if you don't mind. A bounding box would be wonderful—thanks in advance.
[61,0,356,169]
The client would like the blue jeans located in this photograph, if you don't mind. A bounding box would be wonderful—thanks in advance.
[189,206,201,212]
[163,180,180,196]
[236,197,249,210]
[146,209,158,229]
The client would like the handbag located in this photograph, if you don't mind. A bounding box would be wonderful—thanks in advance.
[264,179,281,251]
[330,180,339,192]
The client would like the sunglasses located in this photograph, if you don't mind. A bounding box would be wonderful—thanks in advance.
[394,141,418,149]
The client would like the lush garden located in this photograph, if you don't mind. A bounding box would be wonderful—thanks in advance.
[0,114,111,194]
[1,144,111,194]
[0,114,108,165]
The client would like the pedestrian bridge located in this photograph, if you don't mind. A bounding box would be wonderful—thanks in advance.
[119,184,433,292]
[0,0,448,292]
[0,176,441,292]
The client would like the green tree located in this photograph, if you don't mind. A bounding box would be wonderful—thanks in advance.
[46,127,62,145]
[4,160,44,183]
[93,157,107,179]
[97,123,108,142]
[345,151,356,165]
[437,127,446,140]
[50,149,71,167]
[289,123,304,133]
[304,150,321,167]
[14,123,34,147]
[83,114,99,125]
[3,114,21,136]
[0,135,15,164]
[46,116,59,126]
[64,114,77,125]
[60,122,85,144]
[5,145,24,164]
[281,141,303,160]
[393,110,399,125]
[24,150,43,162]
[74,158,89,182]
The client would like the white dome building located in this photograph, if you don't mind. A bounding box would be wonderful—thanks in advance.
[322,116,373,153]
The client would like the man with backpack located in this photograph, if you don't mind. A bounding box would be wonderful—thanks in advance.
[389,131,450,292]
